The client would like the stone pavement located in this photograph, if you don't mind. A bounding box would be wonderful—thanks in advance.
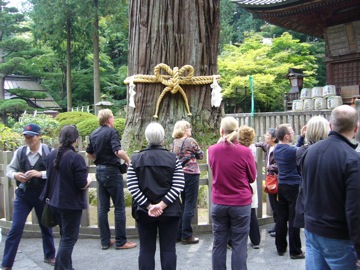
[0,224,305,270]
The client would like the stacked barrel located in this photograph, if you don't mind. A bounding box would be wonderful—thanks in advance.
[292,85,342,111]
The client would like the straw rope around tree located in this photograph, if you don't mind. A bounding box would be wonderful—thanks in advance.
[124,63,221,118]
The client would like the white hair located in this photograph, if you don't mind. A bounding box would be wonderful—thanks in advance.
[145,122,165,145]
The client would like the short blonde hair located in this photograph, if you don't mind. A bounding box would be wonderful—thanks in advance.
[306,116,330,143]
[172,120,191,139]
[221,116,238,143]
[238,125,255,147]
[98,109,114,126]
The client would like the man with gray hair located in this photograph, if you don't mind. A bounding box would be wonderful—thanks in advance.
[301,105,360,269]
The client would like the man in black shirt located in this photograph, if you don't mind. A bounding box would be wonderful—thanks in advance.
[86,109,136,250]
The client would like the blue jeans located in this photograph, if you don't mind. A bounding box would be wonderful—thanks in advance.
[211,203,251,270]
[53,207,82,270]
[177,173,199,239]
[1,188,56,268]
[96,165,127,247]
[137,215,180,270]
[276,184,302,256]
[305,230,358,270]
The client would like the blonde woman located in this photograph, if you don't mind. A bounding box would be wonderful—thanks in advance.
[172,120,203,244]
[208,117,256,270]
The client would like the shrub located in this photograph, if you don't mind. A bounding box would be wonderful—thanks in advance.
[77,118,99,137]
[198,185,208,208]
[0,124,21,150]
[88,187,132,207]
[114,118,126,136]
[55,111,96,123]
[12,114,60,138]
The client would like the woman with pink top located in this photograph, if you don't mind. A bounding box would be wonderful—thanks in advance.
[208,117,257,270]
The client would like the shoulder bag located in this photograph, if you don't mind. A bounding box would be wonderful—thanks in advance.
[264,173,278,195]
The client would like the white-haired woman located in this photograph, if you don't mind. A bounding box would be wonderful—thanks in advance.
[208,117,257,270]
[127,122,185,270]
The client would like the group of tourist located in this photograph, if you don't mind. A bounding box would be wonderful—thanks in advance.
[1,105,360,270]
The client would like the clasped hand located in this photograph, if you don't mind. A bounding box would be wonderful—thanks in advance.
[147,201,167,217]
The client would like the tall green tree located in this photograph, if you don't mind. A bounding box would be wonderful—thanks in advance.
[0,0,30,99]
[219,32,319,112]
[30,0,91,111]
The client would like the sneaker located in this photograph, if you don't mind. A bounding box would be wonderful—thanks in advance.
[44,257,56,266]
[252,244,260,249]
[270,232,276,237]
[115,241,137,250]
[290,252,305,260]
[267,227,276,233]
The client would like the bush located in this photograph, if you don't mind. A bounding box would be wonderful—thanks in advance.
[0,124,21,150]
[55,111,96,132]
[12,114,60,138]
[55,111,96,123]
[77,118,99,137]
[88,187,132,207]
[198,185,208,208]
[114,118,126,136]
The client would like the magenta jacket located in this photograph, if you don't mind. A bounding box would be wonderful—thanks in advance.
[208,140,256,206]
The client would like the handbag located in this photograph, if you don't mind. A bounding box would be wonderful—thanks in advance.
[177,138,191,167]
[264,173,278,194]
[41,200,58,227]
[41,151,66,228]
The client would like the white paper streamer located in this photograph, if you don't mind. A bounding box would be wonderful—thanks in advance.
[129,76,136,108]
[210,76,222,107]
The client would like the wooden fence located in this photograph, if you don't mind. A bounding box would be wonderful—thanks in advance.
[0,148,272,238]
[228,110,332,141]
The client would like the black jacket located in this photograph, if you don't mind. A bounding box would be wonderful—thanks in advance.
[127,145,185,219]
[40,147,88,210]
[301,131,360,258]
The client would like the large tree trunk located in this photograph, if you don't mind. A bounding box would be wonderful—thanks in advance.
[123,0,222,150]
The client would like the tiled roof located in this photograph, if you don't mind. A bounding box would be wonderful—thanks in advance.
[232,0,299,7]
[4,75,62,111]
[232,0,360,38]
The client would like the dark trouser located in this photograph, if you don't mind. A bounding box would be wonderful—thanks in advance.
[249,208,261,246]
[211,203,251,270]
[1,188,55,268]
[96,165,127,247]
[137,214,180,270]
[275,184,302,256]
[177,173,199,239]
[53,207,82,270]
[268,193,278,224]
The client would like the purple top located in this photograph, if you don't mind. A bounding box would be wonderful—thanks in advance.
[208,140,256,206]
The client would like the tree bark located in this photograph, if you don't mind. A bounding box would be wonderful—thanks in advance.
[123,0,222,150]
